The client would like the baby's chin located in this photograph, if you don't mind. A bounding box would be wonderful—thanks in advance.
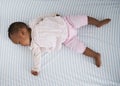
[25,39,31,46]
[26,41,31,46]
[22,42,30,46]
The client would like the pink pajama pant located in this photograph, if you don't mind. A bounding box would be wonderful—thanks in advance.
[63,15,88,53]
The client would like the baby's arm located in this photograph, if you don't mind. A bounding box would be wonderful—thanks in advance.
[29,16,43,29]
[31,47,41,76]
[55,37,62,51]
[29,13,60,29]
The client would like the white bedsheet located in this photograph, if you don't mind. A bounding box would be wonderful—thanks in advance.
[0,0,120,86]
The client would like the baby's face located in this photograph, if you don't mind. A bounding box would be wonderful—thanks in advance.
[10,28,31,46]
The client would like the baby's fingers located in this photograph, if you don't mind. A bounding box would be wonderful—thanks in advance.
[31,70,39,76]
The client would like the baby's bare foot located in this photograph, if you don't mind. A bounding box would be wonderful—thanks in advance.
[97,19,111,27]
[95,53,101,67]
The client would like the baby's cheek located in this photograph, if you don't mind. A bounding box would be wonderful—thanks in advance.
[20,39,29,46]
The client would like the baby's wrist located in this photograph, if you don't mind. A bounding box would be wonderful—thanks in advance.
[32,67,39,72]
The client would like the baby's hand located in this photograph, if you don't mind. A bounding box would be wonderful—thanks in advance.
[31,70,39,76]
[56,14,61,16]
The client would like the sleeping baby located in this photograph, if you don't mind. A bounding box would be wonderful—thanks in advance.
[8,14,111,76]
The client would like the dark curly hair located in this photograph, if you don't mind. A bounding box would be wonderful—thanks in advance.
[8,22,30,38]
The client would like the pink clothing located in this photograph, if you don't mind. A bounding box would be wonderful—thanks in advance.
[29,15,68,72]
[29,14,88,72]
[63,15,88,53]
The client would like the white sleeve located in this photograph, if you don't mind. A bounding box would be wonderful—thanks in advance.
[55,36,63,51]
[29,16,43,29]
[29,13,58,29]
[31,47,41,72]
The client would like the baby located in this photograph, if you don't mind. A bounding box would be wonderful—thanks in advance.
[8,14,111,76]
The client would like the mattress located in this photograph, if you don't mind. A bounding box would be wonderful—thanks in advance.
[0,0,120,86]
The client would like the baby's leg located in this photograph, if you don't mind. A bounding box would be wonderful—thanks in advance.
[88,16,111,27]
[64,36,101,67]
[83,47,101,67]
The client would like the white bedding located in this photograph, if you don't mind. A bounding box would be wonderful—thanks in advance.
[0,0,120,86]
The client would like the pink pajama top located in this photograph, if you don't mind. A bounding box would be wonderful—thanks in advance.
[29,15,68,72]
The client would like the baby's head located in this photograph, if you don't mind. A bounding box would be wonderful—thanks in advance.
[8,22,31,46]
